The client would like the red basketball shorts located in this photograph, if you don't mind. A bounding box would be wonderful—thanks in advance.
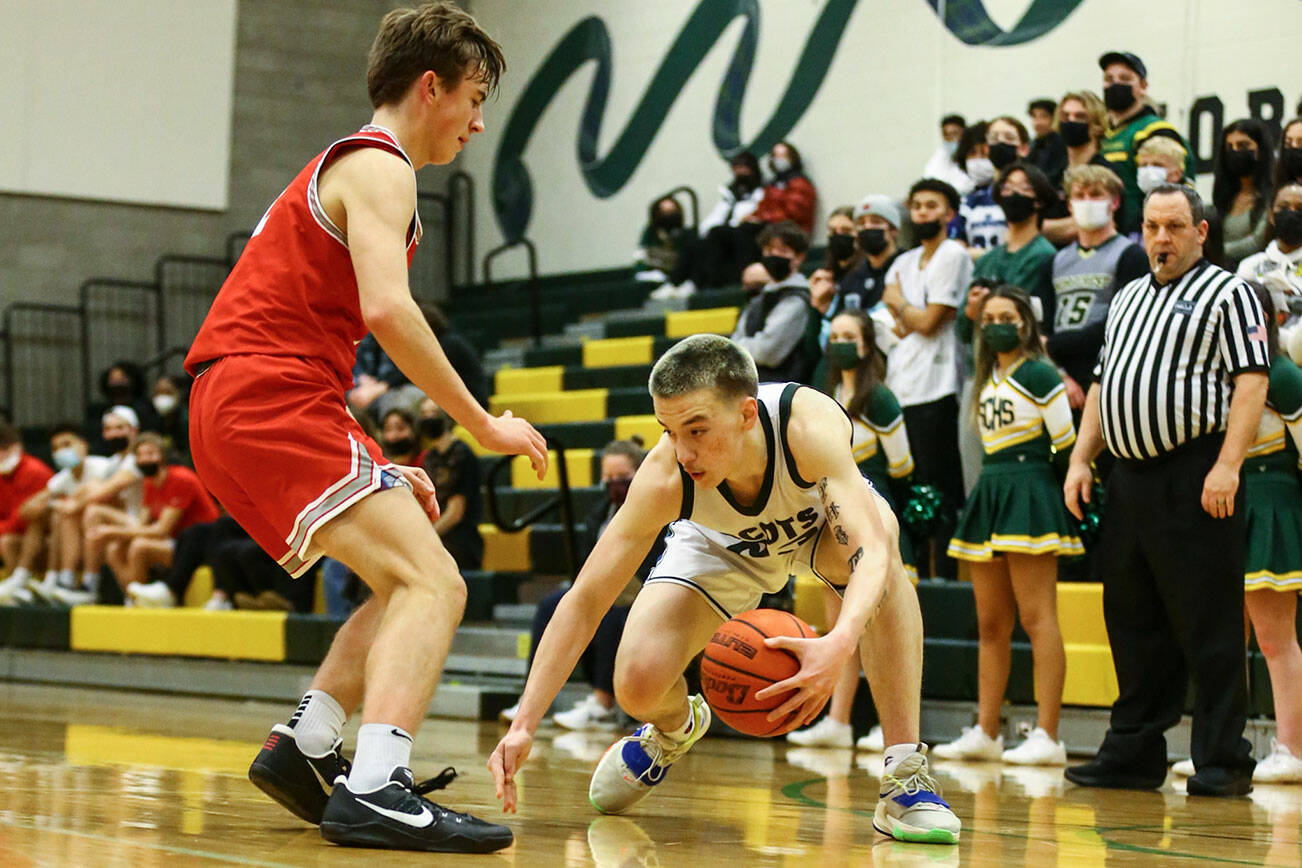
[189,354,409,577]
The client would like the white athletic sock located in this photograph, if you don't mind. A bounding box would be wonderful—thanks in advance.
[9,567,30,585]
[656,704,696,745]
[884,742,921,771]
[56,569,75,588]
[81,571,98,592]
[348,723,413,792]
[287,690,346,757]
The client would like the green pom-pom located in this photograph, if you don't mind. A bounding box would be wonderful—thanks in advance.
[1078,482,1107,547]
[902,484,945,539]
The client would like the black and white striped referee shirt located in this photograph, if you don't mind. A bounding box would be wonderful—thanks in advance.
[1093,259,1269,461]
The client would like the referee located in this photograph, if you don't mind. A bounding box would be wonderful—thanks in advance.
[1063,185,1269,796]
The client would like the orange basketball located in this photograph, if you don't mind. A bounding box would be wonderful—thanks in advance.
[699,608,815,737]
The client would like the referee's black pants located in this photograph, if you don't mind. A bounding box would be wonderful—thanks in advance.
[1095,434,1255,780]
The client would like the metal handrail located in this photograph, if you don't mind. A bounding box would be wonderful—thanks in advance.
[659,185,700,233]
[448,170,476,287]
[482,238,541,346]
[2,302,84,423]
[483,434,579,579]
[78,278,162,413]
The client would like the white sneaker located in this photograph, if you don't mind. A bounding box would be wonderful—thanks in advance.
[49,586,96,606]
[0,573,26,603]
[589,694,710,815]
[786,716,852,748]
[1253,740,1302,784]
[1000,727,1067,766]
[1172,758,1195,777]
[648,282,677,301]
[856,724,885,753]
[554,695,619,731]
[27,575,62,604]
[127,581,177,609]
[498,701,519,723]
[932,726,1003,761]
[635,269,668,284]
[203,594,233,611]
[874,746,961,844]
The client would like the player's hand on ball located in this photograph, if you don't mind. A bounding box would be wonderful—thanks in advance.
[488,728,533,813]
[477,411,549,480]
[392,465,440,520]
[753,633,855,729]
[1063,461,1093,520]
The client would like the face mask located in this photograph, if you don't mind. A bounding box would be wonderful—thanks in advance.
[982,322,1022,352]
[827,233,856,261]
[1104,82,1136,113]
[1281,148,1302,180]
[826,341,861,369]
[152,394,178,416]
[53,447,83,471]
[943,140,958,157]
[857,228,889,256]
[771,156,792,174]
[913,220,943,241]
[1224,149,1258,178]
[988,142,1019,170]
[106,383,132,401]
[761,254,793,282]
[1274,209,1302,247]
[384,437,416,457]
[732,172,758,193]
[104,436,129,455]
[1000,192,1038,224]
[420,416,447,440]
[654,211,684,231]
[1059,120,1091,148]
[0,450,19,475]
[1071,198,1113,231]
[605,477,632,507]
[1137,165,1169,194]
[965,157,995,186]
[137,461,161,478]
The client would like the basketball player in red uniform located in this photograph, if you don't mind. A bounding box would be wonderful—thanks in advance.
[185,4,542,853]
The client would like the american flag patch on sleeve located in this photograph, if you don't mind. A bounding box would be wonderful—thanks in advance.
[1249,324,1267,343]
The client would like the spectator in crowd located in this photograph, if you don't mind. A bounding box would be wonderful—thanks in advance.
[149,375,190,460]
[379,407,424,467]
[748,142,817,234]
[731,221,814,383]
[501,438,664,730]
[1046,166,1150,414]
[697,151,766,288]
[954,121,992,201]
[1064,185,1267,797]
[420,396,483,570]
[103,433,219,602]
[211,535,315,612]
[740,261,770,298]
[825,205,862,283]
[923,113,974,196]
[1238,181,1302,310]
[94,361,160,436]
[0,423,53,603]
[882,178,973,578]
[349,333,424,422]
[804,266,839,388]
[1028,98,1067,189]
[1041,91,1114,245]
[786,309,914,752]
[125,514,250,610]
[955,116,1031,255]
[68,407,144,604]
[1213,119,1275,270]
[419,301,489,410]
[1097,51,1194,234]
[1134,135,1191,206]
[1275,118,1302,189]
[841,195,904,316]
[939,286,1080,766]
[642,196,700,301]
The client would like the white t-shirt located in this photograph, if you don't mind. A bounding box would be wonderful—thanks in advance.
[883,239,972,407]
[46,455,115,498]
[104,452,144,518]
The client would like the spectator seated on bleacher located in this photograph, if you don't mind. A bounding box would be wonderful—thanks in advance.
[696,150,766,288]
[640,195,699,302]
[349,333,426,423]
[149,374,191,461]
[749,141,817,234]
[0,422,54,603]
[731,220,816,384]
[93,360,160,437]
[419,300,489,409]
[380,407,425,467]
[127,514,246,609]
[420,397,483,570]
[211,532,315,612]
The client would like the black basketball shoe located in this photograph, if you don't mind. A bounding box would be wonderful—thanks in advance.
[319,766,513,853]
[248,724,350,824]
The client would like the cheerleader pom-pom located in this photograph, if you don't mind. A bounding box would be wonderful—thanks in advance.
[1078,482,1107,547]
[902,484,945,539]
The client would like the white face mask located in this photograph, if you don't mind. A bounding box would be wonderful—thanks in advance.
[771,156,792,174]
[966,157,995,186]
[1071,198,1114,231]
[942,140,958,158]
[1137,165,1169,194]
[0,448,19,474]
[153,394,178,416]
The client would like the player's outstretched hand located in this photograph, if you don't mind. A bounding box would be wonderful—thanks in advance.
[754,633,856,729]
[488,728,534,813]
[392,464,440,521]
[476,411,549,480]
[1062,460,1093,521]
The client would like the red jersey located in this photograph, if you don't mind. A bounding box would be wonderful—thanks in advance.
[185,125,422,391]
[144,465,219,536]
[0,453,53,534]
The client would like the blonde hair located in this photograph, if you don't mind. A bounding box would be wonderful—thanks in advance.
[1054,90,1107,145]
[1136,135,1187,167]
[1064,164,1123,199]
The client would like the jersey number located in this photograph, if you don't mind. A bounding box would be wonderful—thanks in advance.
[1056,290,1095,329]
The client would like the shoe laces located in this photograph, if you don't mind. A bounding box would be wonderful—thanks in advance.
[883,754,942,798]
[412,766,457,796]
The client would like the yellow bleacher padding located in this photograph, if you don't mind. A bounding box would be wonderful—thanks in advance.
[183,566,214,608]
[494,366,563,397]
[583,336,654,368]
[1057,582,1109,646]
[490,389,608,424]
[70,607,286,660]
[614,415,665,448]
[1062,644,1119,707]
[665,307,738,338]
[480,524,531,572]
[510,448,594,489]
[793,574,830,633]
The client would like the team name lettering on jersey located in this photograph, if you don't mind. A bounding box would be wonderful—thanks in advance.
[725,507,821,558]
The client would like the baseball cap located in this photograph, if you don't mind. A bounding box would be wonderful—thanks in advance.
[853,195,903,229]
[1098,51,1147,80]
[103,405,139,430]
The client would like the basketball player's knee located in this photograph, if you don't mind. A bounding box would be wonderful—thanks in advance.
[612,660,670,716]
[391,546,466,610]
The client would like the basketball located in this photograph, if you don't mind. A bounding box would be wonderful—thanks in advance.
[699,608,815,737]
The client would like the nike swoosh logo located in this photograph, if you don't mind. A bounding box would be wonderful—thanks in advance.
[356,798,434,828]
[306,758,334,793]
[390,728,412,741]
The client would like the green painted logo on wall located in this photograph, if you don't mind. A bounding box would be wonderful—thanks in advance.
[492,0,1084,241]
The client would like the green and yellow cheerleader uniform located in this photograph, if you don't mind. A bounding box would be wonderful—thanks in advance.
[835,382,917,580]
[1243,356,1302,592]
[949,357,1084,561]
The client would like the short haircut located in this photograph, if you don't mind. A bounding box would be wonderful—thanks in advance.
[993,160,1056,211]
[757,220,809,254]
[1028,98,1056,116]
[1063,164,1123,199]
[828,205,855,221]
[988,115,1031,145]
[134,431,167,454]
[367,2,505,108]
[649,335,758,402]
[941,113,966,129]
[0,422,19,448]
[1144,184,1206,225]
[908,177,961,213]
[602,438,647,469]
[1136,135,1186,165]
[50,422,85,441]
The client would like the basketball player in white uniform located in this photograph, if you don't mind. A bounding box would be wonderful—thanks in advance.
[489,334,960,844]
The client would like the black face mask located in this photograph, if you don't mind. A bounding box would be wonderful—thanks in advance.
[827,233,856,262]
[857,228,889,256]
[1059,120,1091,148]
[605,478,631,508]
[384,437,416,458]
[420,416,447,440]
[1224,149,1258,178]
[104,436,129,454]
[1000,192,1038,224]
[732,172,758,194]
[1281,148,1302,180]
[1275,209,1302,247]
[989,142,1019,170]
[1104,82,1136,113]
[137,461,161,478]
[913,220,943,241]
[654,211,684,231]
[761,254,793,282]
[106,384,132,401]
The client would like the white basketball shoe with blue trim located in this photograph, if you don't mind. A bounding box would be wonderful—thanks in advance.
[874,745,961,844]
[588,694,710,815]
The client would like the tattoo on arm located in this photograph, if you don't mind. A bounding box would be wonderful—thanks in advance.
[826,501,840,520]
[848,546,864,571]
[834,525,849,546]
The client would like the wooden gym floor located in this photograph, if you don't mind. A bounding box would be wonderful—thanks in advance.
[0,683,1297,867]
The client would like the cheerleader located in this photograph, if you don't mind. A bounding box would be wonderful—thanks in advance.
[938,286,1082,765]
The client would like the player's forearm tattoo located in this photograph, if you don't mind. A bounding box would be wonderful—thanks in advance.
[834,525,849,546]
[848,546,864,571]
